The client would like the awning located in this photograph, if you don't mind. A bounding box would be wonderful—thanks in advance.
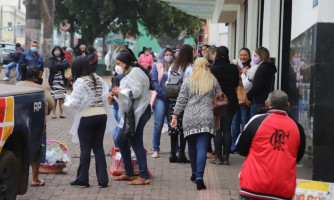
[162,0,245,23]
[161,0,216,19]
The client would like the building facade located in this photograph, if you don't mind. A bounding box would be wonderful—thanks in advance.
[163,0,334,182]
[0,0,26,44]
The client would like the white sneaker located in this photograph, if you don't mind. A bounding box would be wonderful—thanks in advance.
[2,77,9,81]
[161,124,168,133]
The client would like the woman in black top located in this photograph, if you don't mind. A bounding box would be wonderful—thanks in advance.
[209,46,239,165]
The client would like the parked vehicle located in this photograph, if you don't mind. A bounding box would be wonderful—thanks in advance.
[0,84,45,199]
[0,42,16,65]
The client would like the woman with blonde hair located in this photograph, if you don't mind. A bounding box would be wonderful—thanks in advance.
[171,57,220,190]
[203,46,217,65]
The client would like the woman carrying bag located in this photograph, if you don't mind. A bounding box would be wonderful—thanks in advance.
[109,48,153,185]
[171,58,220,190]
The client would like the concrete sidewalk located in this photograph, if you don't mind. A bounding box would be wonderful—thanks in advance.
[16,75,312,200]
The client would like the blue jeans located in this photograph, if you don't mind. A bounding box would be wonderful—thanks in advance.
[115,105,151,179]
[112,101,121,147]
[77,115,108,185]
[152,98,169,152]
[187,133,211,179]
[214,106,237,159]
[5,62,20,81]
[231,105,250,151]
[250,103,265,118]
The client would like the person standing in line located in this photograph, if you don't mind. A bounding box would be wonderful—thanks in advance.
[109,63,124,147]
[209,46,239,165]
[171,58,220,190]
[151,48,175,158]
[246,47,277,118]
[138,47,154,70]
[19,41,44,73]
[109,48,153,185]
[231,48,252,153]
[2,43,24,81]
[64,56,116,188]
[167,44,194,163]
[17,65,54,186]
[237,90,305,200]
[48,46,69,119]
[203,46,217,159]
[64,47,73,66]
[199,44,210,57]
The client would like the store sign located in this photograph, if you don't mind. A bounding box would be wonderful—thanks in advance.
[294,179,334,200]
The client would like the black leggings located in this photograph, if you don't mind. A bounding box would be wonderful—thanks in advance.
[170,133,186,154]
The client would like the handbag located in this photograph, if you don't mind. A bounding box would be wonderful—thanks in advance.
[164,65,184,100]
[237,83,250,107]
[213,89,229,131]
[64,68,72,80]
[122,91,136,139]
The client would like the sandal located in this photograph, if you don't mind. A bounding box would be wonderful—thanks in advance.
[113,174,136,181]
[127,177,150,185]
[51,116,57,119]
[30,180,45,187]
[59,115,66,118]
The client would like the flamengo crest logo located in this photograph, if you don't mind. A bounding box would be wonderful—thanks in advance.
[270,129,289,151]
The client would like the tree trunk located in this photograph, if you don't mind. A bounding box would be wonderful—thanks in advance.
[42,0,54,68]
[25,0,42,49]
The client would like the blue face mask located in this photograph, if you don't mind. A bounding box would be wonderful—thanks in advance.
[30,47,38,52]
[54,51,61,57]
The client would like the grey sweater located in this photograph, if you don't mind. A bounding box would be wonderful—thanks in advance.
[173,79,220,138]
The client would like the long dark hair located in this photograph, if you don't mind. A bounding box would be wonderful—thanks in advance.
[116,48,154,90]
[71,56,96,87]
[173,44,194,72]
[239,47,252,67]
[20,64,41,81]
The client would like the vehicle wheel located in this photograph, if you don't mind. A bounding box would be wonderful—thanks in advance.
[0,150,18,200]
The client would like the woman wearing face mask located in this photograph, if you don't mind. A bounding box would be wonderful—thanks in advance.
[204,46,217,66]
[231,48,251,153]
[138,47,154,70]
[150,48,174,158]
[48,46,69,119]
[109,48,154,185]
[17,65,54,187]
[246,47,277,117]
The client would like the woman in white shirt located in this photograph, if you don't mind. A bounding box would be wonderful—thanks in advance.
[109,48,153,185]
[64,56,116,188]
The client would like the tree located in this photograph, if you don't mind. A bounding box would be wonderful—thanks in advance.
[25,0,42,49]
[42,0,54,68]
[54,0,202,45]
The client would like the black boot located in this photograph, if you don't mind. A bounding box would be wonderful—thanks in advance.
[222,154,229,165]
[170,134,178,163]
[169,153,178,163]
[196,179,206,190]
[190,174,196,182]
[177,152,190,163]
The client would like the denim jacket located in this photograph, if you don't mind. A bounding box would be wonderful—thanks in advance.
[19,50,44,72]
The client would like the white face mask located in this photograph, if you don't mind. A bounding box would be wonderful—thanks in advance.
[115,65,123,75]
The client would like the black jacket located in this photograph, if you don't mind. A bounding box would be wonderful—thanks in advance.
[48,46,69,87]
[247,62,277,104]
[210,62,239,108]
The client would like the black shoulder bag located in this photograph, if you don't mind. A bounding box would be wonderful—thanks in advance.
[122,91,136,139]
